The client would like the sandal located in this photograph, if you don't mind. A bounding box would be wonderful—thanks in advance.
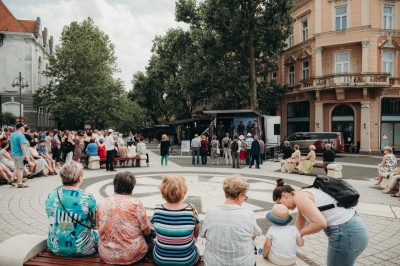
[390,194,400,198]
[17,183,29,188]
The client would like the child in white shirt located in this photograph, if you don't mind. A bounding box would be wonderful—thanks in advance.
[262,204,304,265]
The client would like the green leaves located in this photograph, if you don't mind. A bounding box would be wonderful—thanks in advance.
[34,18,129,130]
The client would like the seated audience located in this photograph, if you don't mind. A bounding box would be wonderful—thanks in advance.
[38,139,57,174]
[46,161,98,257]
[118,143,128,167]
[86,139,98,157]
[375,146,397,185]
[97,172,152,264]
[282,145,301,173]
[297,145,316,175]
[201,175,262,266]
[137,137,149,166]
[97,138,106,159]
[262,204,304,265]
[382,167,400,197]
[30,141,54,176]
[151,175,200,266]
[281,141,294,160]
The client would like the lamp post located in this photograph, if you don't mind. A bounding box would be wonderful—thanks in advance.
[11,72,29,122]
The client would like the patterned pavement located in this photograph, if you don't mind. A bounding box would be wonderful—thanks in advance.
[0,148,399,265]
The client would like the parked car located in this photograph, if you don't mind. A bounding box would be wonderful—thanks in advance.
[286,132,344,153]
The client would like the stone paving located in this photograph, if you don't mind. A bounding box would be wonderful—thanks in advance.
[0,147,400,265]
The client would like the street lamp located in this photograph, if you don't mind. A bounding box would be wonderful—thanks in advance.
[11,72,29,121]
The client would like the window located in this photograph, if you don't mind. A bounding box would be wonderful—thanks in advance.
[383,5,394,29]
[302,20,308,42]
[287,101,310,136]
[302,61,309,80]
[287,26,294,48]
[271,72,277,80]
[382,51,394,76]
[335,6,348,30]
[288,65,295,86]
[335,52,350,73]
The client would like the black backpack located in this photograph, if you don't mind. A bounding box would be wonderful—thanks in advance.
[223,138,231,148]
[230,140,238,152]
[304,175,360,211]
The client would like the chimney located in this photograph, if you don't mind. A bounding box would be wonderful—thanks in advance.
[42,27,48,47]
[49,36,53,54]
[34,17,41,38]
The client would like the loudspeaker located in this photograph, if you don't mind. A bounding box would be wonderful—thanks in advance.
[273,124,280,135]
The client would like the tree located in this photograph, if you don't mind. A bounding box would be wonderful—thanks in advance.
[34,18,126,129]
[176,0,293,111]
[0,112,16,127]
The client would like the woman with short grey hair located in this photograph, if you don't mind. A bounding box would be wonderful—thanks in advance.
[45,161,98,257]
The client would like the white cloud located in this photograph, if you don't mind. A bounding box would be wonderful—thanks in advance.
[4,0,187,89]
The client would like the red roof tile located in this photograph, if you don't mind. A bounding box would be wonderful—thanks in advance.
[18,20,36,33]
[0,0,28,32]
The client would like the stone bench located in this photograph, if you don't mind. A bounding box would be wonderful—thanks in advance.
[314,163,342,178]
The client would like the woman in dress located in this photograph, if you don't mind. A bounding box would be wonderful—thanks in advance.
[97,138,107,159]
[97,171,152,264]
[273,178,368,266]
[201,175,262,266]
[46,161,98,256]
[282,144,301,173]
[375,146,397,185]
[297,145,316,174]
[151,175,200,266]
[210,135,220,165]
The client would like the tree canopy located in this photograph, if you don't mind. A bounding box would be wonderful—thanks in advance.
[34,18,140,130]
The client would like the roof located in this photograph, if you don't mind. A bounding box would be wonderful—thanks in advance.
[203,109,263,116]
[167,118,210,125]
[18,20,36,33]
[0,1,36,33]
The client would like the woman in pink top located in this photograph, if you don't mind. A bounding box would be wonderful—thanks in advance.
[96,172,152,264]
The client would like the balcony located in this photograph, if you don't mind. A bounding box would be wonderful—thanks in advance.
[300,73,392,90]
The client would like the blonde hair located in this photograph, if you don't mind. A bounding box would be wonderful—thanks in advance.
[162,134,167,140]
[160,175,187,203]
[309,145,316,151]
[223,175,249,199]
[384,146,393,153]
[325,143,331,150]
[60,161,83,185]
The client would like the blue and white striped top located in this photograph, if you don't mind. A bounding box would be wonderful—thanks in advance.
[151,204,200,266]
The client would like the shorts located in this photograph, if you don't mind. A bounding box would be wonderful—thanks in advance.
[14,156,25,169]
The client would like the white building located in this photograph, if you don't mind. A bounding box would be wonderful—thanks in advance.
[0,1,56,129]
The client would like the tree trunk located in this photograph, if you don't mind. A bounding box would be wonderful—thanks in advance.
[249,38,258,110]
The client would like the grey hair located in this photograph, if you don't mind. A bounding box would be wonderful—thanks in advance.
[60,161,84,185]
[284,141,290,147]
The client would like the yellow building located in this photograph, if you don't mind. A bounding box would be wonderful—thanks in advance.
[274,0,400,153]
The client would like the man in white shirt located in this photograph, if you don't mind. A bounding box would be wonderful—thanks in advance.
[105,129,116,171]
[191,134,201,165]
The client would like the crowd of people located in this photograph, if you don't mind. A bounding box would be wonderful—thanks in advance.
[0,124,149,187]
[190,132,265,169]
[45,165,368,266]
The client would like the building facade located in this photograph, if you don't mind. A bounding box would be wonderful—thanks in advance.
[0,1,56,129]
[273,0,400,153]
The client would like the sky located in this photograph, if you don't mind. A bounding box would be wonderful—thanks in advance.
[3,0,187,89]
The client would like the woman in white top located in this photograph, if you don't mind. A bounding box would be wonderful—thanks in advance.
[272,178,368,266]
[136,137,149,166]
[201,175,262,266]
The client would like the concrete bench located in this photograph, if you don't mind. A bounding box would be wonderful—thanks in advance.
[314,163,342,178]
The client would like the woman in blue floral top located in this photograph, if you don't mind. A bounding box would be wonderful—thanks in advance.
[45,161,98,256]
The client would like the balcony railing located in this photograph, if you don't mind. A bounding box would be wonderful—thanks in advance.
[390,77,400,86]
[300,72,392,89]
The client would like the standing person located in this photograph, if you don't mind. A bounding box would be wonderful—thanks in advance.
[63,131,75,164]
[73,132,84,162]
[191,134,201,165]
[273,178,368,266]
[159,134,170,166]
[10,123,29,188]
[239,135,246,165]
[51,130,61,169]
[322,144,335,174]
[97,172,153,264]
[46,162,98,256]
[217,121,225,143]
[105,129,116,172]
[210,135,220,165]
[237,121,245,136]
[249,135,260,169]
[222,133,232,165]
[231,136,240,169]
[200,134,209,165]
[228,121,235,138]
[201,175,262,266]
[246,121,253,136]
[245,133,254,165]
[259,137,265,165]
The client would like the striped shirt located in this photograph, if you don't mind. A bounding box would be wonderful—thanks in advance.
[151,204,199,266]
[200,205,262,266]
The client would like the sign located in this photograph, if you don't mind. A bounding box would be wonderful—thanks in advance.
[181,140,191,154]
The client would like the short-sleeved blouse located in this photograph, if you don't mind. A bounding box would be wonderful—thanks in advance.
[97,194,150,265]
[384,154,397,172]
[151,204,199,266]
[200,205,262,266]
[45,188,98,257]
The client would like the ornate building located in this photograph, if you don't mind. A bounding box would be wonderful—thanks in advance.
[0,0,56,129]
[272,0,400,153]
